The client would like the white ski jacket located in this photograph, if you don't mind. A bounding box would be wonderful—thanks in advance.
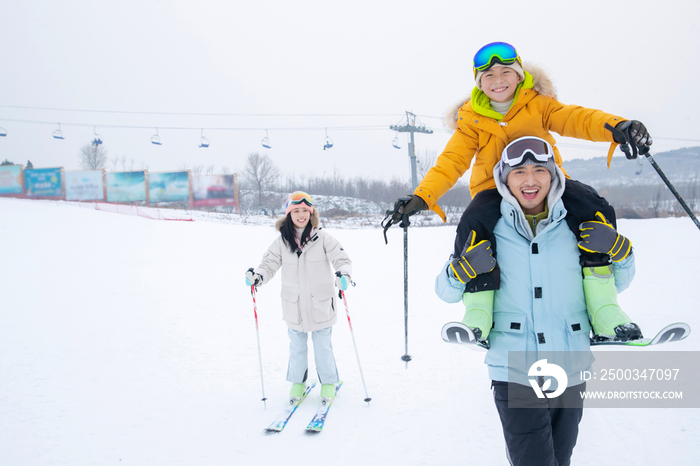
[255,228,352,333]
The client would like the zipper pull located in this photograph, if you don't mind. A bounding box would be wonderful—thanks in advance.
[499,121,508,127]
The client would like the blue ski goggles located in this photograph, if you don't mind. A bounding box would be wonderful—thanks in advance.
[473,42,522,78]
[500,137,554,170]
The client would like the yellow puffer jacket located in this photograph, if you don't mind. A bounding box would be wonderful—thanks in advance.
[416,63,626,222]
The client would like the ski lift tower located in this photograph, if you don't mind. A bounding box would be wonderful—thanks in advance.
[390,111,433,190]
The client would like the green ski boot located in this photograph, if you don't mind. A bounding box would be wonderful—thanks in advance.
[583,265,642,341]
[290,383,305,401]
[461,289,494,343]
[320,383,340,406]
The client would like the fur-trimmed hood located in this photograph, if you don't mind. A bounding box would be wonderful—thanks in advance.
[443,63,556,130]
[275,208,320,231]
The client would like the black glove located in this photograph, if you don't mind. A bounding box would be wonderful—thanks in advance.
[381,194,428,242]
[245,267,263,287]
[578,212,632,262]
[614,120,653,148]
[397,194,427,216]
[449,231,496,283]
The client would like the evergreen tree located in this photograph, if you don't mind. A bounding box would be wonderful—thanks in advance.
[26,160,33,169]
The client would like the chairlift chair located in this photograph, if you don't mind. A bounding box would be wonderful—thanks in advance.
[52,123,65,140]
[261,130,271,149]
[392,136,401,149]
[0,127,6,137]
[151,128,162,145]
[323,128,333,150]
[92,127,103,145]
[199,129,210,148]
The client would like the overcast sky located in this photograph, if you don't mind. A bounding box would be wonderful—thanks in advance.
[1,0,698,184]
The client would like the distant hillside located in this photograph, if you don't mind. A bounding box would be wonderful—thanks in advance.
[563,146,700,218]
[563,146,700,188]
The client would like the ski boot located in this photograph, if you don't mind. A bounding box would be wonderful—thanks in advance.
[461,289,494,348]
[583,265,642,342]
[289,383,305,404]
[320,383,338,406]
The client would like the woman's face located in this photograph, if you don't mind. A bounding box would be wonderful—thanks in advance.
[290,207,311,228]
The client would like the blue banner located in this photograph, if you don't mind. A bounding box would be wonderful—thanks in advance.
[25,168,63,198]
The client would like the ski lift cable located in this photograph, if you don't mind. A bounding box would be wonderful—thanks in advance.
[1,106,698,143]
[0,118,390,132]
[4,116,696,157]
[0,104,403,118]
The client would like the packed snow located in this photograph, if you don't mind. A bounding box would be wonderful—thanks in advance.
[1,197,699,465]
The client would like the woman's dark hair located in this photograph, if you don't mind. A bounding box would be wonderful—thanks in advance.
[280,214,313,253]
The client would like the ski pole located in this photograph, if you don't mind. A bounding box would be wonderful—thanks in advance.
[400,213,412,364]
[380,198,416,364]
[251,285,268,408]
[339,289,372,404]
[642,151,700,231]
[605,123,700,232]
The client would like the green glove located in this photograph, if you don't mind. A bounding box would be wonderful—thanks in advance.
[450,231,496,283]
[578,212,632,262]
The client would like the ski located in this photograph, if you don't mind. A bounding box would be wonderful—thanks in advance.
[305,381,343,433]
[590,322,690,347]
[264,380,317,433]
[441,322,489,351]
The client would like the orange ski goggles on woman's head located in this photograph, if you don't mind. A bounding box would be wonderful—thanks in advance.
[287,191,313,207]
[285,191,314,215]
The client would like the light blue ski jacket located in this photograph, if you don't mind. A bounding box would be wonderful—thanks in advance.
[435,164,635,386]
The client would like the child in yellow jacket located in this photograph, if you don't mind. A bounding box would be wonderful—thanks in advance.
[391,42,651,343]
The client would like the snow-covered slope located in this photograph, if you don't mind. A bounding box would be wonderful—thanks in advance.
[1,197,698,465]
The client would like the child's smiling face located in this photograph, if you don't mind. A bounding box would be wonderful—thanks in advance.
[480,65,522,103]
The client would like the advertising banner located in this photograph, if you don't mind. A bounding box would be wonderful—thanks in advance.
[25,167,64,199]
[106,171,147,203]
[192,174,237,207]
[0,165,23,195]
[148,171,190,203]
[66,170,105,201]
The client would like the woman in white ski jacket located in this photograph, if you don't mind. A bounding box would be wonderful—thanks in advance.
[246,191,352,402]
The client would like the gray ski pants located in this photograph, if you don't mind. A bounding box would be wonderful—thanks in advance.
[286,327,339,385]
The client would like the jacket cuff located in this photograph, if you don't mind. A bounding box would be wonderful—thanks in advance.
[435,260,466,303]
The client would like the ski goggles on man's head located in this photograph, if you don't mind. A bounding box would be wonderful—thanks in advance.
[500,137,554,170]
[473,42,522,77]
[287,191,313,207]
